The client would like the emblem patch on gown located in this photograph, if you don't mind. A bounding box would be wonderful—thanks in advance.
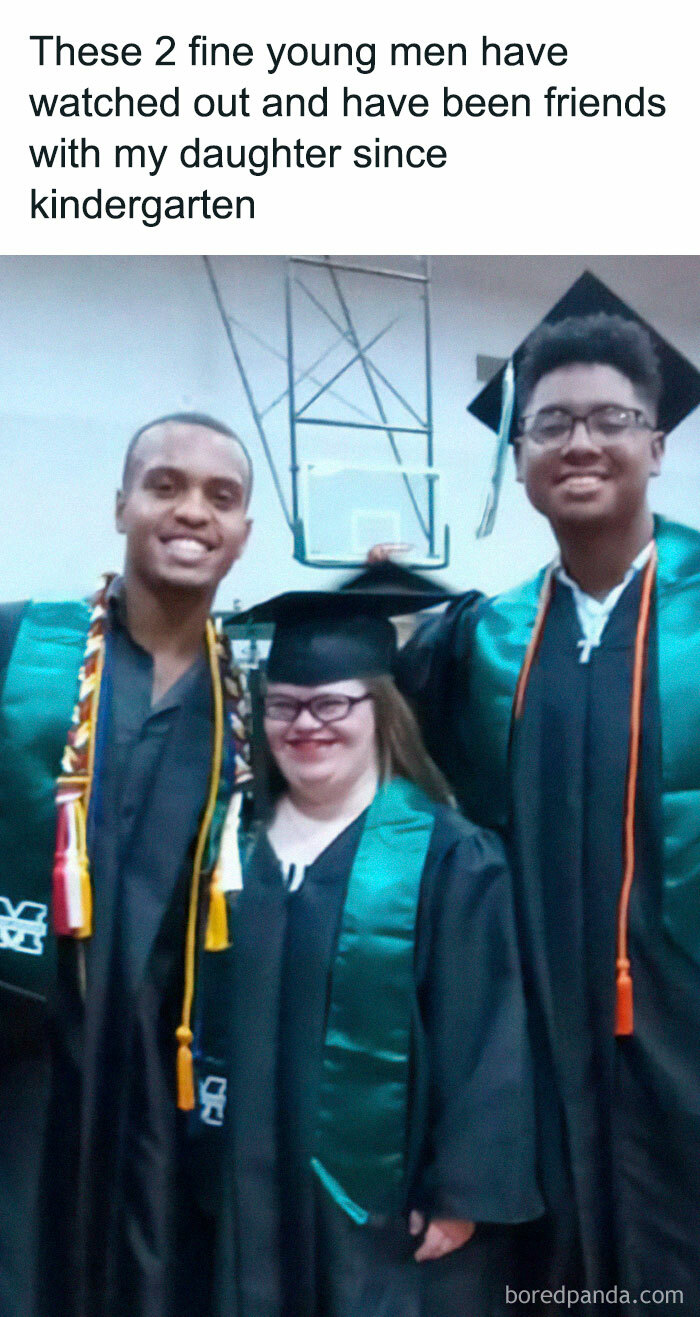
[199,1074,227,1126]
[0,897,48,955]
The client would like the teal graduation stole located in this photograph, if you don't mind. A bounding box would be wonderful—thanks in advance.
[311,777,435,1223]
[655,521,700,965]
[462,515,700,967]
[0,598,252,1022]
[0,601,90,998]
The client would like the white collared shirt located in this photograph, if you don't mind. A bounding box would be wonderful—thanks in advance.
[555,540,655,664]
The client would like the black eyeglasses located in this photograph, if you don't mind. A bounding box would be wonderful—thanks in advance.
[263,692,373,725]
[518,405,655,448]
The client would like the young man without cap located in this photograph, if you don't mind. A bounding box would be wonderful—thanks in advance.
[397,278,700,1313]
[0,414,253,1317]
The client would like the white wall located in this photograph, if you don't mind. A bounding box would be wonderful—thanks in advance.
[1,254,698,604]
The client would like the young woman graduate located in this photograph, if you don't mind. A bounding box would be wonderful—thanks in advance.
[213,563,543,1317]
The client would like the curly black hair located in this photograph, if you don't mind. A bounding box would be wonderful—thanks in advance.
[516,313,663,422]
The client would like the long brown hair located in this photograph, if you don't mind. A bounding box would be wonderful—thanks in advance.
[366,675,453,804]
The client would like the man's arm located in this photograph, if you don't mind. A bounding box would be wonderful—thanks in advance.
[415,822,543,1228]
[395,591,482,789]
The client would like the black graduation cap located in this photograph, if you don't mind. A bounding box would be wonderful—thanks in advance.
[234,561,454,685]
[468,270,700,536]
[469,269,700,440]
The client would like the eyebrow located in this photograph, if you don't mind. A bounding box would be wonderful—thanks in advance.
[142,465,245,489]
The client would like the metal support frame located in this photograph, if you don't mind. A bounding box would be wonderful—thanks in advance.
[203,254,448,569]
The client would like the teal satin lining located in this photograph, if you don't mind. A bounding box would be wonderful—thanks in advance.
[655,521,700,964]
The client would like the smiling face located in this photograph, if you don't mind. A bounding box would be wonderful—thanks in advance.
[515,363,665,535]
[115,421,252,598]
[264,679,378,804]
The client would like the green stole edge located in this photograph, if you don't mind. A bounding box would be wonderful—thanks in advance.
[311,776,435,1223]
[655,519,700,963]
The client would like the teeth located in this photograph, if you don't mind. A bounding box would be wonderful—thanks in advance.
[164,538,209,561]
[564,476,603,490]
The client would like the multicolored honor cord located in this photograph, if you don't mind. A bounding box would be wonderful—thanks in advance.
[50,582,253,1110]
[52,576,112,938]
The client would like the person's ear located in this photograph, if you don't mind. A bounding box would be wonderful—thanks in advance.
[236,518,253,558]
[649,431,666,477]
[115,489,126,534]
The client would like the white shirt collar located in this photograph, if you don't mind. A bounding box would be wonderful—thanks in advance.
[554,539,654,663]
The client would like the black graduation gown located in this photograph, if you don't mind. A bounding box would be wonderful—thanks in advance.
[36,627,217,1317]
[0,603,50,1317]
[0,980,48,1317]
[217,800,542,1317]
[509,576,700,1314]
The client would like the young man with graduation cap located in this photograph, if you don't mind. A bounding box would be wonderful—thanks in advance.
[213,562,543,1317]
[0,413,254,1317]
[398,272,700,1311]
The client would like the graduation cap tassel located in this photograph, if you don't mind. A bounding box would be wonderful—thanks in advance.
[469,271,700,492]
[477,359,515,539]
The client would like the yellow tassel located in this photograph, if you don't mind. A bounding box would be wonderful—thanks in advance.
[176,1025,196,1110]
[74,800,93,939]
[76,857,93,939]
[204,871,230,951]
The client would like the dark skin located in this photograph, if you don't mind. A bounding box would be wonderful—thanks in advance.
[115,421,252,702]
[515,363,665,599]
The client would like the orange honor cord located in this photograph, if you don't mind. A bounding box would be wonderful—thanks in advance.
[176,618,224,1111]
[615,546,657,1037]
[513,565,555,721]
[512,548,657,1038]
